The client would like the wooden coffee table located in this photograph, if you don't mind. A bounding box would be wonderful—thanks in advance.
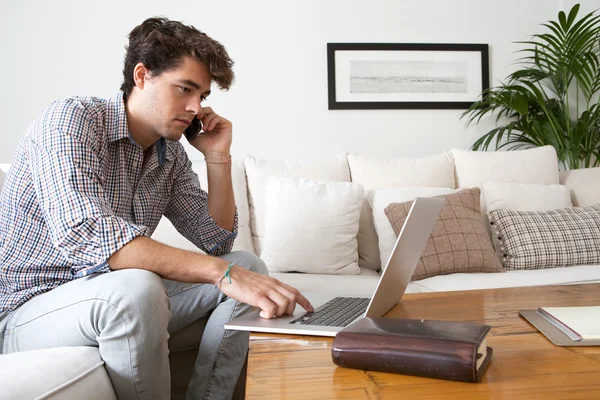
[245,284,600,399]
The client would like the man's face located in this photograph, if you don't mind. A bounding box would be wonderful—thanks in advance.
[139,56,212,141]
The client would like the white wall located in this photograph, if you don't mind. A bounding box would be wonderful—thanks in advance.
[0,0,567,162]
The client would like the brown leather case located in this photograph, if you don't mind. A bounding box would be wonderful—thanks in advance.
[331,317,492,383]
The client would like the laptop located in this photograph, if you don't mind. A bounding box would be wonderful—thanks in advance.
[224,196,444,337]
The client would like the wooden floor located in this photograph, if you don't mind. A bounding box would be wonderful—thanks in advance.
[246,284,600,399]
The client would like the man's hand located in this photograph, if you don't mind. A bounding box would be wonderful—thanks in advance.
[189,106,232,156]
[217,265,314,319]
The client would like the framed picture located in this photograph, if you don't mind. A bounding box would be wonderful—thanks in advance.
[327,43,489,110]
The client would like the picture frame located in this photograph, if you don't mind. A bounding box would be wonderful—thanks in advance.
[327,43,489,110]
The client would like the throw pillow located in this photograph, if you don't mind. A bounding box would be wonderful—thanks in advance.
[384,188,504,281]
[368,187,455,269]
[489,204,600,270]
[347,152,455,273]
[483,181,573,260]
[483,181,572,212]
[244,155,350,255]
[260,177,364,275]
[450,146,560,240]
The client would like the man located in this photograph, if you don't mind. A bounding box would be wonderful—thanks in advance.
[0,17,312,399]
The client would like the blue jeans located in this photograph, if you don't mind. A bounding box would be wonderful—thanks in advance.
[0,250,265,400]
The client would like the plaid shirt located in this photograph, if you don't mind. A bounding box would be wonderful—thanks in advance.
[0,93,238,315]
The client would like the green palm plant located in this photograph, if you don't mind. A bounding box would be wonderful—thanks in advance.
[462,4,600,169]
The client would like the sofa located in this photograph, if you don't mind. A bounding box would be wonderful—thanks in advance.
[1,145,600,399]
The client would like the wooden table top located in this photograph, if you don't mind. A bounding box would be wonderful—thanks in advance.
[246,284,600,399]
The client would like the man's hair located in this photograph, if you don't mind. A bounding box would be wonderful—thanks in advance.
[120,17,234,97]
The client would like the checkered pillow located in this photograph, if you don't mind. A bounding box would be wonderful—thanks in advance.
[489,204,600,270]
[384,188,504,281]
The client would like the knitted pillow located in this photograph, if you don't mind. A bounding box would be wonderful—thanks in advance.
[384,188,504,281]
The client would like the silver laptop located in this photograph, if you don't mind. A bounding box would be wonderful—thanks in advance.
[224,196,444,337]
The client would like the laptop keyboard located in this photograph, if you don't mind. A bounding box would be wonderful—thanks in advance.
[290,297,369,327]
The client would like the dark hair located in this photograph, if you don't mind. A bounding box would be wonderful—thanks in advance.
[120,17,234,97]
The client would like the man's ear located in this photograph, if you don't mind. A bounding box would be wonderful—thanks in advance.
[133,63,151,89]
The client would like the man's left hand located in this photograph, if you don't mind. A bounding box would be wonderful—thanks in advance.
[189,107,232,155]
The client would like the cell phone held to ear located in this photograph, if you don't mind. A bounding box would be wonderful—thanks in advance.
[184,118,203,142]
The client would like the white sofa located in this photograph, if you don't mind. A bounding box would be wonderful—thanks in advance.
[2,145,600,399]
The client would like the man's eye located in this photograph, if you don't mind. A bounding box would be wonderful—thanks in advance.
[179,86,191,93]
[200,96,207,102]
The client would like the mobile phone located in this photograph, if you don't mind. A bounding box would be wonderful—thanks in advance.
[184,118,203,142]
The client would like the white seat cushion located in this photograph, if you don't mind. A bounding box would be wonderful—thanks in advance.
[413,265,600,292]
[272,267,423,297]
[272,267,381,297]
[0,347,116,400]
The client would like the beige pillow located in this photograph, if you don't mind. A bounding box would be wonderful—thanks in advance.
[384,188,504,281]
[244,155,350,255]
[260,177,364,275]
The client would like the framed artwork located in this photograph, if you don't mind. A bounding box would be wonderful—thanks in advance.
[327,43,489,110]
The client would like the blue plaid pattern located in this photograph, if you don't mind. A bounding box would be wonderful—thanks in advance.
[0,93,238,315]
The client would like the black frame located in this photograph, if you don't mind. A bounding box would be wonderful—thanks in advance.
[327,43,489,110]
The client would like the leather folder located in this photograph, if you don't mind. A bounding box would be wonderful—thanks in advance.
[331,317,492,383]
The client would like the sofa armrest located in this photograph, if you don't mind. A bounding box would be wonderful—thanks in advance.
[559,167,600,207]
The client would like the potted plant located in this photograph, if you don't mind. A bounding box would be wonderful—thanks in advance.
[462,4,600,169]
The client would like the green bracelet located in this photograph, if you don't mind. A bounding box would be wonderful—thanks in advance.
[215,263,235,288]
[224,263,234,284]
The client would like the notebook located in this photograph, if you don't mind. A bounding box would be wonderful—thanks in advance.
[224,196,444,337]
[537,306,600,340]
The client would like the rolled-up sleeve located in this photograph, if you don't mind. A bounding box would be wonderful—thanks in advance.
[28,124,147,277]
[164,152,238,256]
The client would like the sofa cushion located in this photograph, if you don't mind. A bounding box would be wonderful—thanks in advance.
[368,186,455,269]
[413,265,600,292]
[489,204,600,270]
[559,167,600,207]
[151,159,255,254]
[483,182,572,212]
[347,152,455,272]
[385,188,504,281]
[451,146,560,188]
[272,267,395,297]
[244,155,350,255]
[451,146,560,237]
[260,177,363,275]
[0,346,116,399]
[483,182,573,258]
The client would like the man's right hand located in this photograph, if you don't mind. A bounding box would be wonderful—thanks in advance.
[216,265,314,319]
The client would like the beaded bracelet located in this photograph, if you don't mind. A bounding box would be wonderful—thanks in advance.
[205,155,232,165]
[215,263,235,288]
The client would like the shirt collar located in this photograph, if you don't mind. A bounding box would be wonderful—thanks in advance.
[108,92,169,165]
[107,93,130,143]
